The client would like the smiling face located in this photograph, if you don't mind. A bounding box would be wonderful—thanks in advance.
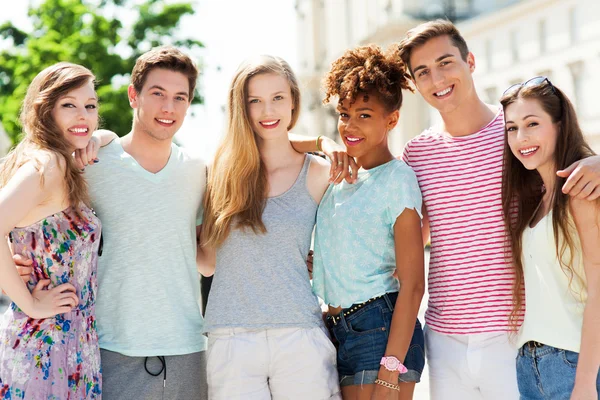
[51,79,98,152]
[505,97,559,176]
[410,35,476,115]
[246,72,294,141]
[129,68,191,141]
[337,92,398,164]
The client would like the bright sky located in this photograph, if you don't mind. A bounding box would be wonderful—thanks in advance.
[1,0,298,160]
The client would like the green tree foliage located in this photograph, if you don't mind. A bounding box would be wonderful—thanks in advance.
[0,0,203,145]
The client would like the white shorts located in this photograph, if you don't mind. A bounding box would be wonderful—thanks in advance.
[425,325,519,400]
[206,326,341,400]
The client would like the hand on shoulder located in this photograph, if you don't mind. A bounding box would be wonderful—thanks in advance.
[319,136,358,184]
[558,155,600,200]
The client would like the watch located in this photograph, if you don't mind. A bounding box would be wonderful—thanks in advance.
[380,356,408,374]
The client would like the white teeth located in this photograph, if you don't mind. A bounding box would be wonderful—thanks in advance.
[346,137,361,142]
[519,146,539,155]
[157,119,174,124]
[435,87,452,97]
[261,120,278,126]
[69,128,88,133]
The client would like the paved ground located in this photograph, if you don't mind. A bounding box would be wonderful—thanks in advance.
[0,250,434,398]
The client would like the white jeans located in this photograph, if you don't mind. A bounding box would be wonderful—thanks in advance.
[425,325,519,400]
[206,326,341,400]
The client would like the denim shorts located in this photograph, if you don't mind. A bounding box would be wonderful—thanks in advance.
[326,292,425,387]
[517,343,600,399]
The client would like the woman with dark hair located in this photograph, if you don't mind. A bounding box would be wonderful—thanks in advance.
[0,62,104,398]
[310,44,426,400]
[501,77,600,399]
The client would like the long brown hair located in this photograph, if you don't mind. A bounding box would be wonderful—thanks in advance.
[500,80,594,329]
[201,55,301,247]
[0,62,97,209]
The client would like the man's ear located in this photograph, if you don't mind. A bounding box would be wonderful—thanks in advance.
[128,84,139,109]
[467,52,476,73]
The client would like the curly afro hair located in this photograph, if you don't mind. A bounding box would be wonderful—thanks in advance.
[322,44,413,111]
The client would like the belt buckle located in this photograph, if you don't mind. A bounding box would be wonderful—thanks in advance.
[327,314,338,326]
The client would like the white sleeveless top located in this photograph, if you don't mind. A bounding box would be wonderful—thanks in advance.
[518,211,587,352]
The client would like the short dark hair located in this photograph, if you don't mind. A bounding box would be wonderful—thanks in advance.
[398,19,470,77]
[131,46,198,101]
[322,44,413,112]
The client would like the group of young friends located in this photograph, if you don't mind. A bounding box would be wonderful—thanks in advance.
[0,18,599,400]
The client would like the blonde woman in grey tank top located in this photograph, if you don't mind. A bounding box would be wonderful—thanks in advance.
[196,56,349,399]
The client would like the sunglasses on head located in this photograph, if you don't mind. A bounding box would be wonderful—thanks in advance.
[502,76,558,97]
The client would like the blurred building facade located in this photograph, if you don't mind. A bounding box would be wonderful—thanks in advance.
[295,0,600,152]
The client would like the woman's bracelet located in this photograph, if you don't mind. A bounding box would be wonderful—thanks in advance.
[374,378,400,391]
[316,135,323,152]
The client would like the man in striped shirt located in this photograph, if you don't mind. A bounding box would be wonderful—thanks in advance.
[398,20,600,399]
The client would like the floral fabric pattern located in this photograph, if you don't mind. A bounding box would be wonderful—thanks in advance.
[0,206,102,399]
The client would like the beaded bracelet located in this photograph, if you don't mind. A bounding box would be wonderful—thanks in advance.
[374,378,400,391]
[316,135,323,152]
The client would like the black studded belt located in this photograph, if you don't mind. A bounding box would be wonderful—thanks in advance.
[327,294,385,326]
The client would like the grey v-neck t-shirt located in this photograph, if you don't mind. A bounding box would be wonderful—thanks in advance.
[85,138,207,356]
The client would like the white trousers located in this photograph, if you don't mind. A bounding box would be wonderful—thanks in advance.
[207,326,341,400]
[425,325,519,400]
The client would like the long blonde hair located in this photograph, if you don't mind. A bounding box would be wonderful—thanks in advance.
[0,62,97,209]
[202,55,301,247]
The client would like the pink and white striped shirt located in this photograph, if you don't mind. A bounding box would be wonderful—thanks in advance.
[403,110,518,335]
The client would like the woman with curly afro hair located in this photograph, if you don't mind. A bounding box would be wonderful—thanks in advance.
[309,44,426,400]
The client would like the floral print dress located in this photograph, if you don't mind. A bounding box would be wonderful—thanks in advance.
[0,206,102,399]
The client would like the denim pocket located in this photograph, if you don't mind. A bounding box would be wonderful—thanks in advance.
[404,320,425,374]
[561,349,579,368]
[346,305,387,336]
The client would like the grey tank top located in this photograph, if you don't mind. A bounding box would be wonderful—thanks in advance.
[203,155,324,332]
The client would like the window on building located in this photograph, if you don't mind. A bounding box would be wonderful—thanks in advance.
[539,19,547,53]
[569,7,578,44]
[568,61,584,114]
[485,38,493,71]
[510,30,519,62]
[345,0,353,46]
[385,0,393,15]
